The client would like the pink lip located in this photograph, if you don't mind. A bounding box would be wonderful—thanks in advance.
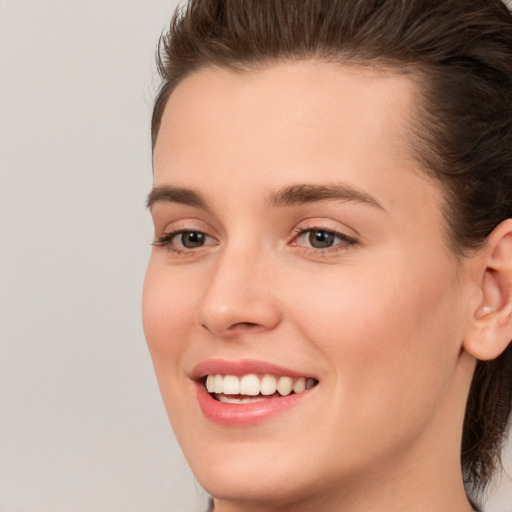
[191,358,313,379]
[191,359,318,426]
[195,383,314,426]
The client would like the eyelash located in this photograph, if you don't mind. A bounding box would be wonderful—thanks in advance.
[290,226,358,255]
[153,228,216,255]
[153,226,358,256]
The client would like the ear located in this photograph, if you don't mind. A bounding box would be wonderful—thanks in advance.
[463,219,512,361]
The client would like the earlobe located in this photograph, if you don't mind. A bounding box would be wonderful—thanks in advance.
[464,219,512,361]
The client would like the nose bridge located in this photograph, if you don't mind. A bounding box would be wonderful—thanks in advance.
[196,240,280,336]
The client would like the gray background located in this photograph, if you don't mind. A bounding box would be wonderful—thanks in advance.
[0,1,510,511]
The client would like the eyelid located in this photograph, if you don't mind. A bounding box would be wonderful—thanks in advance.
[153,222,219,255]
[152,218,358,256]
[289,222,359,253]
[291,227,357,245]
[154,228,214,245]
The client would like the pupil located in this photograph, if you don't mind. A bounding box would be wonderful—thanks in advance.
[309,230,334,248]
[182,232,205,248]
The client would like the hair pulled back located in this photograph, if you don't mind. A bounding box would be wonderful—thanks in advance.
[151,0,512,497]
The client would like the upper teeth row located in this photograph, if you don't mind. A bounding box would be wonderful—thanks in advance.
[205,374,315,396]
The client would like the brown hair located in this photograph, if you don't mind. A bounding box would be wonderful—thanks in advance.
[151,0,512,498]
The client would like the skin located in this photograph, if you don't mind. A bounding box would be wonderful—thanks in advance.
[143,62,482,512]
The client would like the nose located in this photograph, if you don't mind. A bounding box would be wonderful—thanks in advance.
[195,247,281,338]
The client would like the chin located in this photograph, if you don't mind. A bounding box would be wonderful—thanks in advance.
[177,432,319,504]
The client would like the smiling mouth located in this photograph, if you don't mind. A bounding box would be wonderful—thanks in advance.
[204,374,318,403]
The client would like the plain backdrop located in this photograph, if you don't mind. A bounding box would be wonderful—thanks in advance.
[0,1,511,512]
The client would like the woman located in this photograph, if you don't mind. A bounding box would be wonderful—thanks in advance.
[142,1,512,511]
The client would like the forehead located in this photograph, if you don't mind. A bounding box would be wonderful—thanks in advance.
[157,61,416,131]
[155,62,419,168]
[153,61,439,216]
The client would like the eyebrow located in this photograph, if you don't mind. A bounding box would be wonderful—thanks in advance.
[267,183,384,210]
[146,185,209,210]
[146,182,384,211]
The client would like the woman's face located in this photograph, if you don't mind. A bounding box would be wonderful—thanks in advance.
[143,62,474,508]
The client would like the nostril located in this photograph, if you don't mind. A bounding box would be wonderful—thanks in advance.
[232,322,259,329]
[226,322,267,334]
[200,321,266,337]
[201,321,259,331]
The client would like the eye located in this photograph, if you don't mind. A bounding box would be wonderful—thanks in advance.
[304,230,338,249]
[292,228,357,251]
[153,229,217,253]
[177,231,207,249]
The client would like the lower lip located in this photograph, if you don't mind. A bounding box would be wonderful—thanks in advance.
[196,383,313,426]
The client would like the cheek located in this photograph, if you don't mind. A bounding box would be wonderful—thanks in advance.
[285,254,462,421]
[142,260,197,376]
[142,260,206,436]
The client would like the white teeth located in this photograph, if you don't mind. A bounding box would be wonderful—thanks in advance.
[293,377,306,393]
[205,373,316,398]
[240,374,260,396]
[205,373,316,403]
[277,376,293,396]
[223,375,240,395]
[260,374,277,395]
[206,375,215,393]
[214,374,223,394]
[218,395,267,404]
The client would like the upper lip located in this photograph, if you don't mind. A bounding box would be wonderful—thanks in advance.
[190,358,316,381]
